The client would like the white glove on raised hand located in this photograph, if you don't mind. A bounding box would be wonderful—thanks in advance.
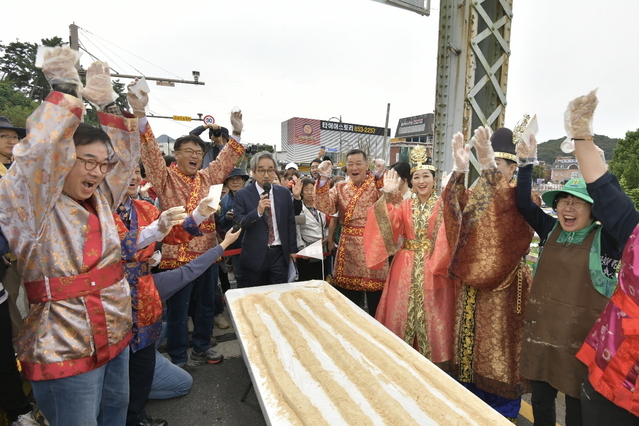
[230,110,243,134]
[451,132,470,173]
[382,169,401,193]
[472,126,496,170]
[83,61,117,109]
[158,206,188,236]
[195,194,217,218]
[127,79,149,114]
[317,160,332,179]
[42,46,82,96]
[139,182,153,198]
[373,159,386,176]
[516,134,539,167]
[565,89,598,139]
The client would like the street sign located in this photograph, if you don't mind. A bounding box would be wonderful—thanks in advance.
[327,148,338,152]
[157,81,176,87]
[173,115,192,122]
[203,115,215,125]
[370,0,430,16]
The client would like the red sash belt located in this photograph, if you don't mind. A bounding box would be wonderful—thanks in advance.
[25,262,125,304]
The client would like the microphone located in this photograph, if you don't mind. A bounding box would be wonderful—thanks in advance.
[262,182,272,213]
[262,183,272,199]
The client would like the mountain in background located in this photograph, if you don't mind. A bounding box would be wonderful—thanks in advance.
[537,134,619,164]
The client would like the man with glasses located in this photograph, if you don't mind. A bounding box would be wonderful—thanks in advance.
[233,151,297,286]
[0,49,140,424]
[139,106,245,368]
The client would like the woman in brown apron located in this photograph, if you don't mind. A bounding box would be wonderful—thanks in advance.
[517,163,621,426]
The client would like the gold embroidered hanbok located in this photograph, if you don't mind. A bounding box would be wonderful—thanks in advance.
[363,193,456,362]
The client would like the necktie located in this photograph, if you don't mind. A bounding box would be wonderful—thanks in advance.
[264,191,275,245]
[117,203,131,229]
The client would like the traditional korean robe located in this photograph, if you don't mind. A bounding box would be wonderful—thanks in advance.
[139,126,244,269]
[315,173,399,291]
[363,193,456,362]
[443,169,537,399]
[0,91,139,380]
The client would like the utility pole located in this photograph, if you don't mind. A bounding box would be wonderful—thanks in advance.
[432,0,514,185]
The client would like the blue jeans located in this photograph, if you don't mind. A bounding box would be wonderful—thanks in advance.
[149,351,193,399]
[30,348,129,426]
[166,263,218,363]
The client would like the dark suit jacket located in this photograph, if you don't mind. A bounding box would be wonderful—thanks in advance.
[233,183,297,272]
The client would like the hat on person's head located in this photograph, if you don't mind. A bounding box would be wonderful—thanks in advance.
[490,127,517,162]
[224,167,249,183]
[285,162,298,171]
[0,116,26,139]
[409,145,436,175]
[542,178,593,207]
[208,126,230,140]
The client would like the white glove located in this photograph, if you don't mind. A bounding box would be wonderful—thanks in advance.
[83,61,117,108]
[127,79,149,113]
[516,134,539,167]
[317,160,332,178]
[149,250,162,267]
[139,182,152,198]
[195,194,217,218]
[373,159,386,176]
[230,110,243,134]
[42,46,82,96]
[158,206,187,236]
[472,126,496,170]
[451,132,470,173]
[382,169,401,193]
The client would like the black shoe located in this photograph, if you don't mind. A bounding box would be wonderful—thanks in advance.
[138,417,168,426]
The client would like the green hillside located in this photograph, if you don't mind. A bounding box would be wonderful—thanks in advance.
[537,135,619,164]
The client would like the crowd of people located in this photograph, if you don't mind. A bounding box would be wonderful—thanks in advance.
[1,46,639,426]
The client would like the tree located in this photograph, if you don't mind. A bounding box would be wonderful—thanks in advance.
[532,164,546,181]
[0,80,38,126]
[609,129,639,205]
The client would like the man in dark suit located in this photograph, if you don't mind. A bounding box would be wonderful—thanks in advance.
[233,151,297,286]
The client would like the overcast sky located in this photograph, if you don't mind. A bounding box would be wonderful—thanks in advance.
[2,0,638,152]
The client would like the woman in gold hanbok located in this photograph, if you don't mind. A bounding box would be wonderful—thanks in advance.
[363,147,456,364]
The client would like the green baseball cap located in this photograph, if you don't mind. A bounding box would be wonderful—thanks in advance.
[542,178,593,207]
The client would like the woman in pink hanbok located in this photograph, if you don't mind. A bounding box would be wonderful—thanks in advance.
[363,146,456,365]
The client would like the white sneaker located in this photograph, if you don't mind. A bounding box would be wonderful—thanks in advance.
[214,315,230,329]
[12,411,40,426]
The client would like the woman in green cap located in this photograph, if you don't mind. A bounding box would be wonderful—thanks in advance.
[515,137,622,426]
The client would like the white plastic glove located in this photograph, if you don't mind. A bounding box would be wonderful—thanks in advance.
[317,160,332,179]
[472,126,496,170]
[42,46,82,96]
[230,110,243,134]
[561,89,598,153]
[139,182,152,198]
[516,134,539,167]
[195,194,217,218]
[382,169,401,193]
[127,79,149,114]
[373,159,386,176]
[158,206,188,236]
[148,250,162,267]
[451,132,470,173]
[83,61,117,109]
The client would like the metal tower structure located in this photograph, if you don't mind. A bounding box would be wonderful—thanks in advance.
[433,0,514,184]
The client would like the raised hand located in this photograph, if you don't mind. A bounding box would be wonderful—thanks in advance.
[472,126,496,170]
[291,176,303,200]
[451,132,470,173]
[83,61,117,108]
[230,110,243,135]
[127,78,149,115]
[516,134,538,167]
[317,160,332,179]
[373,158,386,176]
[565,89,598,139]
[42,46,82,96]
[382,169,401,193]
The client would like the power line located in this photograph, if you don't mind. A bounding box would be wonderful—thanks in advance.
[77,26,183,80]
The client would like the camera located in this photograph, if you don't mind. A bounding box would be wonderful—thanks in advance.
[212,129,222,138]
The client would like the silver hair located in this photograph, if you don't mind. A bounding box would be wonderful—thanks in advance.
[250,151,277,171]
